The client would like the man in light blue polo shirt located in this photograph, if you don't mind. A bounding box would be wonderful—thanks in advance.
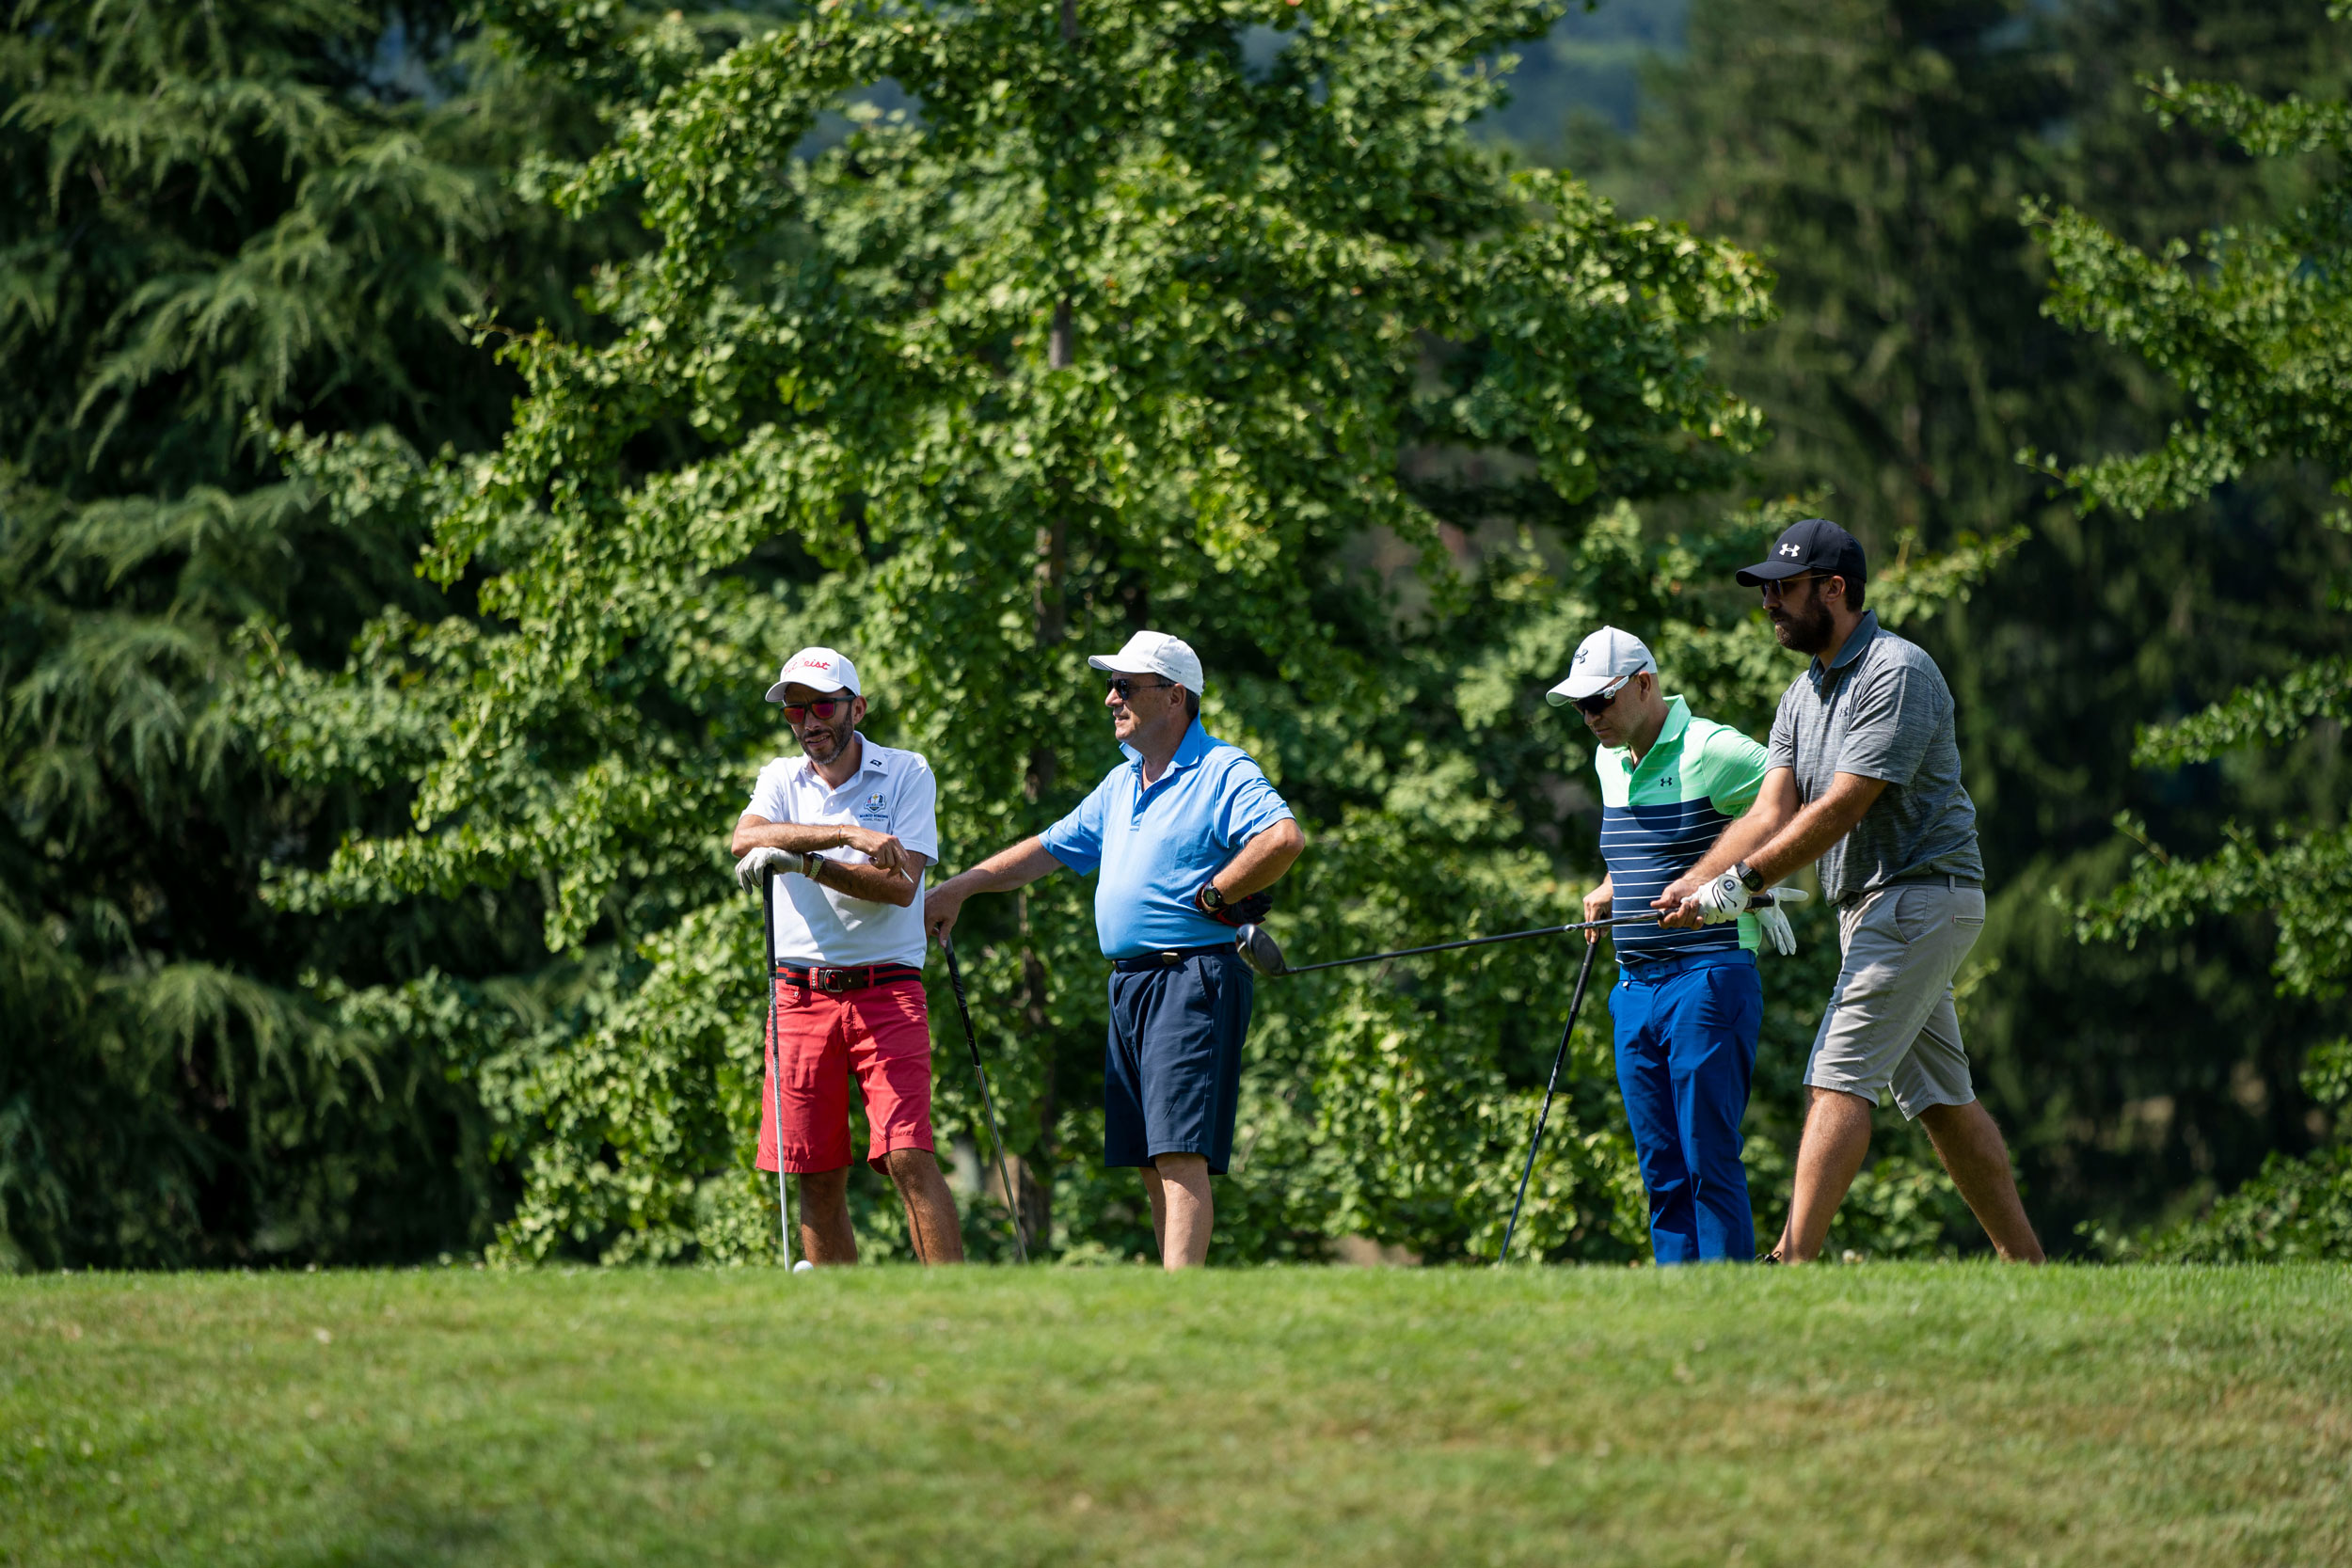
[925,631,1306,1269]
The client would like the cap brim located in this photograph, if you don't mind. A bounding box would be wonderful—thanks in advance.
[765,680,857,704]
[1546,674,1613,705]
[1087,653,1158,674]
[1734,559,1812,587]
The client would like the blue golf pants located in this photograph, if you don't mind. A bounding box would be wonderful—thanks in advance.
[1611,949,1762,1264]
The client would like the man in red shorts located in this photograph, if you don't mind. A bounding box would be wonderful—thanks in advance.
[730,646,962,1264]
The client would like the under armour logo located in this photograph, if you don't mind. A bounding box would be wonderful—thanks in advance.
[1778,543,1801,558]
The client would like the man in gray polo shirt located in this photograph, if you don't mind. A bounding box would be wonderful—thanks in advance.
[1657,518,2043,1264]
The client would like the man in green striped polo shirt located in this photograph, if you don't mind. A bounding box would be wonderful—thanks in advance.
[1551,627,1795,1263]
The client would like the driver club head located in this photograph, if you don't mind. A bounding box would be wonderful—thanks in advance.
[1235,923,1289,978]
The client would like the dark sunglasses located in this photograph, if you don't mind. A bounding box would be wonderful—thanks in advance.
[783,696,854,724]
[1573,676,1631,717]
[1106,677,1177,702]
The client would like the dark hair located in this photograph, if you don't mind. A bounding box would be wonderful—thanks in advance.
[1184,687,1200,721]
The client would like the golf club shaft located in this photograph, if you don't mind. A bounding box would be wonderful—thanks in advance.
[940,934,1030,1264]
[759,869,794,1268]
[1279,914,1663,975]
[1497,936,1601,1265]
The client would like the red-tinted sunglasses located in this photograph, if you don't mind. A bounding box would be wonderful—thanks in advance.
[783,696,854,724]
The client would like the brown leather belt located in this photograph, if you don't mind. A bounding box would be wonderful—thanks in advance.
[774,962,924,994]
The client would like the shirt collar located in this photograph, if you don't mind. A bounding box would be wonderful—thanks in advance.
[1809,610,1881,687]
[1654,695,1692,748]
[1121,720,1215,772]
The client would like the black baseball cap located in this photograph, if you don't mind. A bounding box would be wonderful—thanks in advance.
[1735,517,1868,590]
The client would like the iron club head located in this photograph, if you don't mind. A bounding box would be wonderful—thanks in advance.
[1235,923,1289,978]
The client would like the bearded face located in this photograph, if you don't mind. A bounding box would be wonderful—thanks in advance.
[1768,576,1839,655]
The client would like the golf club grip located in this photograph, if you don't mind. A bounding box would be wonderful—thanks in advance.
[941,937,986,1067]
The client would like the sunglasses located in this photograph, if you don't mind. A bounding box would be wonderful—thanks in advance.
[783,696,854,724]
[1106,677,1177,702]
[1573,676,1632,717]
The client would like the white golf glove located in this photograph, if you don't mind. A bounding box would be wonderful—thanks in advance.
[1749,885,1809,957]
[734,846,808,893]
[1692,870,1749,925]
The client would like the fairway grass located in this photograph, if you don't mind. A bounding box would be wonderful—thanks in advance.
[5,1264,2349,1567]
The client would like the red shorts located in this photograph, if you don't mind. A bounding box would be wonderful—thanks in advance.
[757,976,936,1175]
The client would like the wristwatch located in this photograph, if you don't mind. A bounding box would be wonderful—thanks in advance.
[802,851,828,883]
[1197,882,1227,914]
[1733,860,1766,893]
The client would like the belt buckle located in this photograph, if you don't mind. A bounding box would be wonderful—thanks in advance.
[1157,950,1184,967]
[817,967,855,994]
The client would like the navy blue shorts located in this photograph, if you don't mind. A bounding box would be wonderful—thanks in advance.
[1104,949,1253,1174]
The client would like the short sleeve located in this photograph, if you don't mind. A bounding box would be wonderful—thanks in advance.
[1835,663,1934,785]
[1700,726,1770,816]
[893,757,941,861]
[1040,771,1113,875]
[1767,694,1797,772]
[1213,756,1294,850]
[745,760,793,822]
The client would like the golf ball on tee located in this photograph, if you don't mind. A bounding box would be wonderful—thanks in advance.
[793,1259,814,1274]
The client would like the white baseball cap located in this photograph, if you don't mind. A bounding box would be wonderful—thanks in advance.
[1546,626,1656,705]
[765,645,862,704]
[1087,630,1204,695]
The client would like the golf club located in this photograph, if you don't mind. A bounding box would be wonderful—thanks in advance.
[938,932,1031,1264]
[757,866,796,1270]
[1235,889,1807,979]
[1497,935,1602,1264]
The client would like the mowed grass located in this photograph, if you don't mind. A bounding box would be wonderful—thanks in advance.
[5,1264,2349,1567]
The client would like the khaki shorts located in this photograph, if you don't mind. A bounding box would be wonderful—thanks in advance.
[1805,881,1986,1119]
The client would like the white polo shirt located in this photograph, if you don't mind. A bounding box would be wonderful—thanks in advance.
[745,739,940,968]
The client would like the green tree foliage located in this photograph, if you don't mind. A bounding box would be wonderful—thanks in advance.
[1554,0,2352,1250]
[0,0,775,1269]
[2028,24,2352,1253]
[245,0,1871,1264]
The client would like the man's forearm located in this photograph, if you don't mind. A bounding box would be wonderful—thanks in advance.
[810,857,922,909]
[1683,811,1782,887]
[732,819,866,857]
[939,835,1063,898]
[1746,775,1883,883]
[1216,819,1305,899]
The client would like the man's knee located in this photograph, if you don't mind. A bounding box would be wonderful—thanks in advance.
[881,1147,943,1188]
[1152,1151,1210,1186]
[1915,1096,1983,1130]
[799,1164,851,1198]
[1807,1085,1875,1118]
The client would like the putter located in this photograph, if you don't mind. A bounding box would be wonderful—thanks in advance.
[938,932,1031,1263]
[758,866,796,1269]
[1497,936,1602,1264]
